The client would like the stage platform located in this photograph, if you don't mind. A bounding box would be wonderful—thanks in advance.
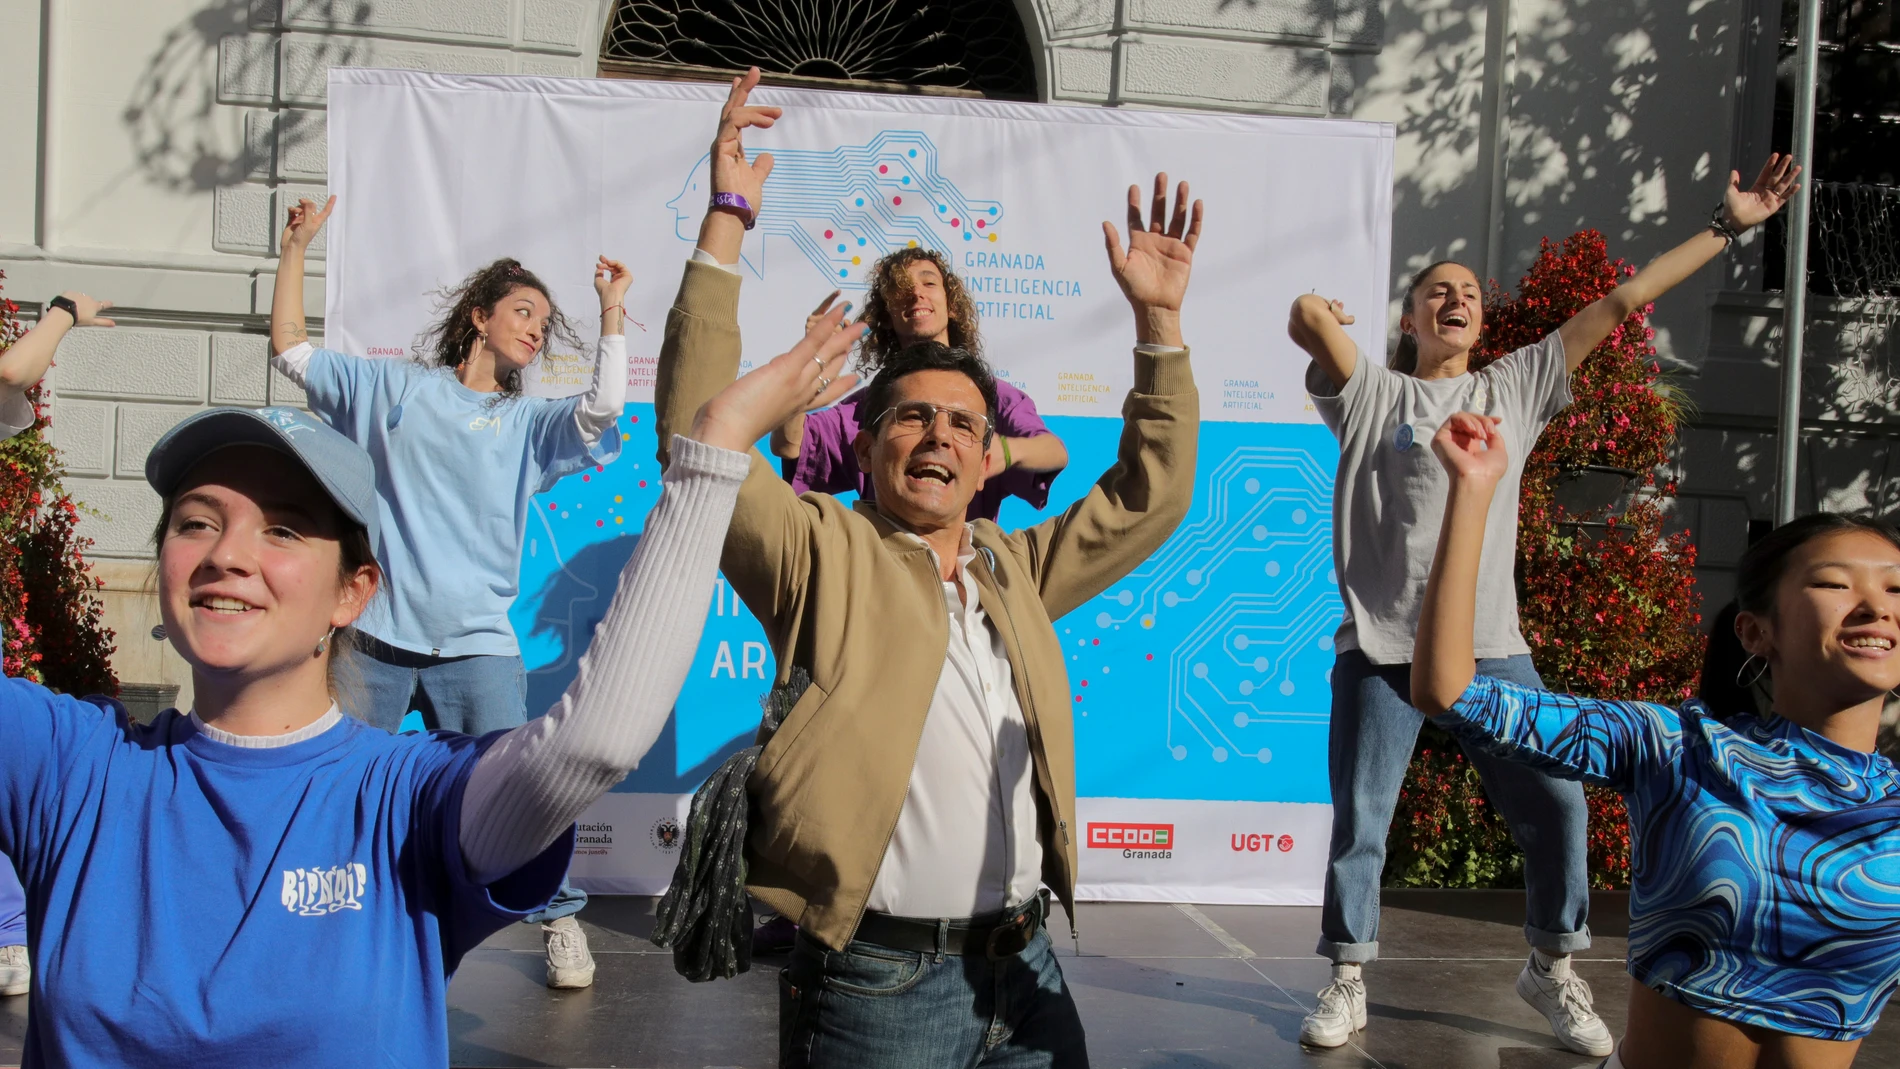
[6,890,1900,1067]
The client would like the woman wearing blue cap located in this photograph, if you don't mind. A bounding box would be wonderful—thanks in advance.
[0,307,863,1068]
[270,196,632,983]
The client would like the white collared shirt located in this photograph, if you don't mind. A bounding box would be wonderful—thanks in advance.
[864,526,1045,919]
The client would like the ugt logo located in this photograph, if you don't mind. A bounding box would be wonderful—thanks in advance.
[280,863,369,917]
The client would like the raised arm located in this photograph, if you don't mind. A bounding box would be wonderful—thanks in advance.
[653,65,794,466]
[271,195,333,360]
[0,292,114,397]
[1016,175,1202,617]
[1556,155,1799,370]
[1412,412,1669,790]
[1412,411,1505,715]
[571,255,632,446]
[1286,294,1357,389]
[457,312,858,884]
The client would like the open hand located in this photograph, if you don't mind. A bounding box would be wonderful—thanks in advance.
[805,290,844,333]
[710,67,781,214]
[1103,174,1203,319]
[594,255,632,309]
[691,304,865,453]
[1723,154,1801,232]
[58,292,115,328]
[282,195,335,252]
[1431,412,1507,484]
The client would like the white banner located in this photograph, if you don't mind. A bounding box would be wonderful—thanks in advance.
[326,68,1394,903]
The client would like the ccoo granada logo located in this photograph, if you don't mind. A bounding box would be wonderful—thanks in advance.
[1088,822,1174,859]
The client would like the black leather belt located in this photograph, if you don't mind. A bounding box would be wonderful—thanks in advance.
[853,890,1048,960]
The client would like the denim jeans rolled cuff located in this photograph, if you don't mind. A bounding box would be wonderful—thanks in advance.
[1526,921,1592,955]
[1318,650,1592,966]
[524,879,588,925]
[1314,935,1379,964]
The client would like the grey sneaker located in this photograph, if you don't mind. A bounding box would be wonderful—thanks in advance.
[1299,974,1367,1048]
[0,944,27,997]
[1517,952,1614,1056]
[542,916,595,989]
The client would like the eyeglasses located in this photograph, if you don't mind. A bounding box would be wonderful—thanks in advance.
[870,401,995,448]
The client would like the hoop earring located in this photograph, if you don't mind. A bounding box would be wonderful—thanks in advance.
[315,627,335,657]
[1735,653,1769,689]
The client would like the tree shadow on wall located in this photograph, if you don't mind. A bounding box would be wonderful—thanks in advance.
[520,532,754,794]
[120,0,366,193]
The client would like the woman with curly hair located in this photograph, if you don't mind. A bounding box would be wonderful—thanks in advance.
[268,196,630,987]
[769,246,1069,521]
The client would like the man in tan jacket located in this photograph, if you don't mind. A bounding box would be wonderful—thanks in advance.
[655,69,1203,1068]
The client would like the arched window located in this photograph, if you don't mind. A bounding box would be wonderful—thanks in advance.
[599,0,1038,99]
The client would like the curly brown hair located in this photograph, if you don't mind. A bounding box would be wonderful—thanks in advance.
[413,258,578,398]
[854,247,981,372]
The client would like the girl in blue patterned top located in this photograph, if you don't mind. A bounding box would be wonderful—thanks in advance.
[1414,409,1900,1069]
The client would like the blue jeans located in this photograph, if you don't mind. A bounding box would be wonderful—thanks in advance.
[352,637,586,925]
[780,926,1088,1068]
[1318,650,1591,963]
[0,854,22,946]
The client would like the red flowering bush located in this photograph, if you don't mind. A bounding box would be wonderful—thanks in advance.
[1384,232,1705,890]
[0,271,117,694]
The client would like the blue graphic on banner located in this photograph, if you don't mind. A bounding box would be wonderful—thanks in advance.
[668,130,1004,286]
[511,409,1343,804]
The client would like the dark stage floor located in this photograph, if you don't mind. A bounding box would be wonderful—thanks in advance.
[7,890,1900,1067]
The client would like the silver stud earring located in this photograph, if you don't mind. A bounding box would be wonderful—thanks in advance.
[315,627,335,656]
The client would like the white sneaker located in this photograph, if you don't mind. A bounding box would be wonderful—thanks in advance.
[1517,951,1614,1056]
[1300,972,1367,1048]
[0,944,27,997]
[542,916,595,989]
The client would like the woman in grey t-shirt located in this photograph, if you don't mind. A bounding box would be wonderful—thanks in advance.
[1285,155,1800,1057]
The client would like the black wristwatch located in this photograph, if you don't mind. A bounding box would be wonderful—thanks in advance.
[46,295,79,324]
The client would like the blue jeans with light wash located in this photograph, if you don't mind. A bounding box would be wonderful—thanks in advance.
[352,637,587,925]
[779,926,1088,1068]
[1318,649,1592,963]
[0,855,22,946]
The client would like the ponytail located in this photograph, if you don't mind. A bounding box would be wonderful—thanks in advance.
[1390,333,1420,374]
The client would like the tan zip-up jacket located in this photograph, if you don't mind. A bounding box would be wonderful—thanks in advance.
[654,260,1199,951]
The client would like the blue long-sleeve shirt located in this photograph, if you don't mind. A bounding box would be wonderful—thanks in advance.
[1437,675,1900,1040]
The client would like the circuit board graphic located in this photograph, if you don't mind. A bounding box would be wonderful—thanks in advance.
[668,130,1004,286]
[514,410,1344,804]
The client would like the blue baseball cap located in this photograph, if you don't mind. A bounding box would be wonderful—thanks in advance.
[144,407,379,544]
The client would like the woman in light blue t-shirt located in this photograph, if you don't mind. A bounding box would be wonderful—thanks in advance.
[1284,155,1800,1057]
[269,196,633,985]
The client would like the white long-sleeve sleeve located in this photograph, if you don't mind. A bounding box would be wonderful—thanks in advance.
[572,333,626,446]
[272,340,316,387]
[457,434,749,883]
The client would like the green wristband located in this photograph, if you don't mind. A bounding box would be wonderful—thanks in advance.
[1002,436,1013,468]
